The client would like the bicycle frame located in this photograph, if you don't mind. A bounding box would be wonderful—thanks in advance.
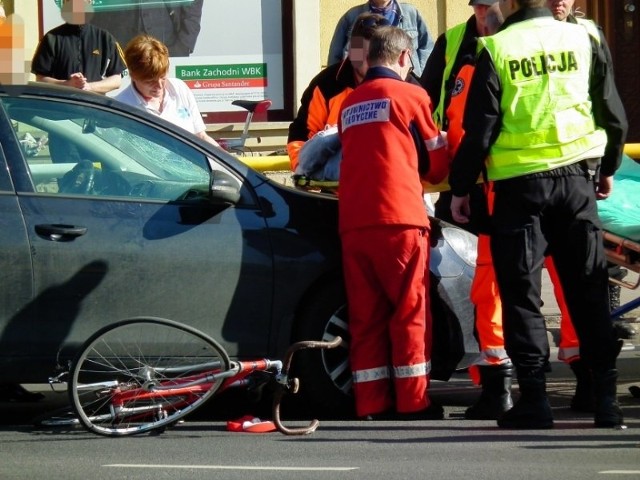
[65,332,342,436]
[74,359,282,423]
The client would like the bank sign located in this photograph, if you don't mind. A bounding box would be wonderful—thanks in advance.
[177,64,268,89]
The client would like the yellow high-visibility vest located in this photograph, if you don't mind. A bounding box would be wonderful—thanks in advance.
[432,22,467,129]
[480,17,607,181]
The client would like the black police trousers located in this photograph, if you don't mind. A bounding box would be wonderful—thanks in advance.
[489,163,619,377]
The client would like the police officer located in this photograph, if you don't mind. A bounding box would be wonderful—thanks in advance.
[449,0,627,429]
[543,0,636,414]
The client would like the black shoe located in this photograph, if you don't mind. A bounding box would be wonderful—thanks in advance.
[593,368,624,428]
[464,364,514,420]
[612,321,637,340]
[569,360,594,413]
[364,403,444,421]
[497,375,553,429]
[497,398,554,429]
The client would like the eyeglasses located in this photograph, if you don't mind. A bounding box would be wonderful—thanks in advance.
[406,50,414,76]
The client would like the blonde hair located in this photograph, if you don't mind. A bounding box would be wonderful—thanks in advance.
[124,34,169,80]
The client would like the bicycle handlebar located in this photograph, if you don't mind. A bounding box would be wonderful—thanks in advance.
[272,336,343,435]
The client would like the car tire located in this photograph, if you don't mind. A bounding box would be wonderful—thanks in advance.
[291,279,355,418]
[291,272,471,417]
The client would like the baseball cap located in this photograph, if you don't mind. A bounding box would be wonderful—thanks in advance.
[468,0,498,5]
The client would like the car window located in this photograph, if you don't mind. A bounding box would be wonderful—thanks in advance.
[4,97,238,202]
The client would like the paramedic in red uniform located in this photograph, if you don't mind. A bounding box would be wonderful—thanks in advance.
[338,25,449,420]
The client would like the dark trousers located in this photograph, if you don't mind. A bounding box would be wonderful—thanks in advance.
[489,165,618,377]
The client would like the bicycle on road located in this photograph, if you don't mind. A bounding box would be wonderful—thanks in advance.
[53,317,341,437]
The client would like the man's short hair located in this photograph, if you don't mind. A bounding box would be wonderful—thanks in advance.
[351,12,391,40]
[367,26,412,65]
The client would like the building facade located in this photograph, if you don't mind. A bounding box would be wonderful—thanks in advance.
[10,1,639,142]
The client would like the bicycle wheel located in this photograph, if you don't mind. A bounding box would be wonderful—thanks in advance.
[69,317,230,436]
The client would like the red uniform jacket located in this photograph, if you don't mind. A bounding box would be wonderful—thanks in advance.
[338,66,449,233]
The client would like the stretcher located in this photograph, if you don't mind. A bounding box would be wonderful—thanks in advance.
[292,174,339,194]
[599,153,640,320]
[603,231,640,319]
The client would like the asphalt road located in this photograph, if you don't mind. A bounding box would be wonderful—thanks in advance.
[1,272,638,479]
[1,362,639,480]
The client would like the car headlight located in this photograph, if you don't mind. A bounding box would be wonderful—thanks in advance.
[441,226,477,267]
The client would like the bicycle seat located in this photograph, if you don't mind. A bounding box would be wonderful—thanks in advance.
[232,99,272,114]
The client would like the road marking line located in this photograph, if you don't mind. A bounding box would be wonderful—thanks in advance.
[104,464,358,471]
[599,471,640,475]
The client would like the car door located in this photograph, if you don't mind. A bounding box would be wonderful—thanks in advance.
[0,114,34,365]
[1,94,274,381]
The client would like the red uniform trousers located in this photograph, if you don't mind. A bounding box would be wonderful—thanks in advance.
[446,66,510,381]
[341,225,432,417]
[467,185,509,384]
[545,256,580,363]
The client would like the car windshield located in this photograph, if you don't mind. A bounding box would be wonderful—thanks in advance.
[91,120,209,182]
[2,95,215,200]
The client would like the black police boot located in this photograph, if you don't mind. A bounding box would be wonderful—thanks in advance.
[593,368,624,427]
[497,374,553,429]
[569,360,594,412]
[465,364,514,420]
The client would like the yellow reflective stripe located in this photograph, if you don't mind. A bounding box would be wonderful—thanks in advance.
[393,361,430,379]
[488,129,607,180]
[352,366,390,383]
[495,115,596,148]
[576,18,601,44]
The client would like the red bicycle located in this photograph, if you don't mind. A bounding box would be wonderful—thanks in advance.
[65,317,341,437]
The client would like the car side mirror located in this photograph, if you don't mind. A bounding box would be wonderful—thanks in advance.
[209,170,241,205]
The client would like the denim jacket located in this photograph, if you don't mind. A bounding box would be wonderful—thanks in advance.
[327,2,434,76]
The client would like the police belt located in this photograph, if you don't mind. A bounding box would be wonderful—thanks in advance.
[511,159,601,181]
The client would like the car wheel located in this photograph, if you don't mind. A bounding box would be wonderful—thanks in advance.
[292,280,355,418]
